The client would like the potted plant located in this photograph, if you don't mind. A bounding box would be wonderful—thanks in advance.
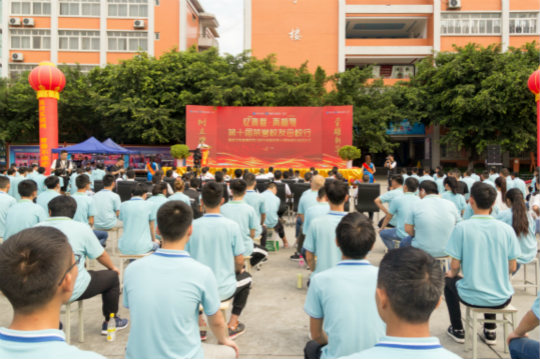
[170,144,190,168]
[338,145,362,169]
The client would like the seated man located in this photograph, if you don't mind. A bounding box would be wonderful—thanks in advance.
[508,291,539,359]
[304,213,385,359]
[304,180,349,274]
[4,180,47,239]
[243,173,267,244]
[36,176,61,212]
[374,175,404,228]
[302,188,329,237]
[119,183,158,254]
[0,176,15,239]
[445,182,521,345]
[189,181,250,339]
[72,174,108,247]
[36,196,128,335]
[0,227,104,359]
[123,201,238,359]
[342,247,462,359]
[93,174,121,230]
[261,183,280,239]
[404,180,460,256]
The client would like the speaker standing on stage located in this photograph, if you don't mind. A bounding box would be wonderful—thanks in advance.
[198,139,211,167]
[50,150,74,174]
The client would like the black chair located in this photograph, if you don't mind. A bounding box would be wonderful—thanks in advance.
[135,177,147,183]
[145,181,154,193]
[164,177,175,187]
[222,183,230,203]
[116,181,137,202]
[256,179,270,193]
[355,183,380,219]
[291,183,310,212]
[93,180,104,193]
[282,179,296,186]
[274,183,288,216]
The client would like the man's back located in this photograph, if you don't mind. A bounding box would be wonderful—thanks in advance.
[119,198,154,255]
[123,249,220,359]
[8,177,23,200]
[92,169,106,182]
[36,190,60,212]
[93,189,121,230]
[304,260,385,358]
[186,214,244,300]
[244,190,265,235]
[221,201,257,256]
[72,192,96,224]
[168,192,191,206]
[4,200,46,239]
[388,193,420,238]
[0,192,16,237]
[302,202,330,235]
[261,191,280,228]
[298,190,318,216]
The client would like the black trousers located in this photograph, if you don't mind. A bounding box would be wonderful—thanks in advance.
[274,220,285,239]
[77,270,120,322]
[250,244,268,267]
[444,276,512,331]
[228,271,252,316]
[304,340,324,359]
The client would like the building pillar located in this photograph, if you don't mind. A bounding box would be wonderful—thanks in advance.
[431,124,441,169]
[338,0,345,72]
[2,0,10,77]
[100,0,107,67]
[433,0,441,53]
[50,0,59,64]
[179,0,187,51]
[501,0,509,52]
[148,0,155,56]
[243,0,252,52]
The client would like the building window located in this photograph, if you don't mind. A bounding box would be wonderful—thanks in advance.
[60,64,98,73]
[155,32,160,40]
[10,29,51,50]
[441,13,502,35]
[9,63,37,79]
[108,0,148,18]
[59,30,100,51]
[107,31,148,52]
[510,12,539,34]
[11,1,51,16]
[59,0,100,17]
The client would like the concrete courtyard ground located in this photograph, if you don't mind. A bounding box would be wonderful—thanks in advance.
[0,183,538,358]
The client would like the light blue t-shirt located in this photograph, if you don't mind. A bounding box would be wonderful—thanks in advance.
[341,336,462,359]
[147,194,168,231]
[68,173,79,195]
[482,180,497,189]
[512,177,527,197]
[36,190,60,213]
[244,190,266,237]
[380,187,403,226]
[186,214,245,300]
[0,328,104,359]
[419,175,433,183]
[119,197,155,255]
[471,173,481,182]
[93,189,121,230]
[304,260,385,359]
[221,200,257,256]
[72,192,96,224]
[36,217,104,301]
[4,200,47,239]
[304,211,347,274]
[445,215,520,306]
[489,174,499,183]
[91,169,106,183]
[261,190,280,228]
[441,191,466,216]
[123,249,220,359]
[8,176,24,201]
[0,192,16,237]
[435,177,445,194]
[495,209,537,264]
[303,202,330,235]
[533,292,540,320]
[462,177,476,192]
[388,192,420,239]
[168,192,191,206]
[33,173,47,193]
[505,176,515,190]
[298,189,319,215]
[405,195,460,257]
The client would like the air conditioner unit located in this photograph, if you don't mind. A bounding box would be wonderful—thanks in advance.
[448,0,461,9]
[23,18,34,27]
[11,53,24,62]
[133,20,145,29]
[9,18,21,26]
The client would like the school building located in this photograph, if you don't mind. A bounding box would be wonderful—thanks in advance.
[244,0,540,169]
[1,0,219,78]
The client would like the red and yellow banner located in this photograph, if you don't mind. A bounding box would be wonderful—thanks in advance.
[38,97,59,173]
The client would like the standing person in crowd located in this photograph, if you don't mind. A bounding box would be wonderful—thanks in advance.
[445,182,520,345]
[374,175,404,229]
[8,167,27,200]
[33,167,47,193]
[404,180,460,256]
[92,163,106,182]
[303,188,329,238]
[362,155,376,183]
[50,150,74,175]
[37,196,128,336]
[201,167,215,181]
[36,176,61,213]
[384,155,397,189]
[434,170,446,194]
[481,171,496,188]
[168,179,191,206]
[119,183,158,255]
[304,213,385,359]
[342,247,462,359]
[0,176,15,240]
[379,177,420,250]
[0,227,105,359]
[93,175,121,231]
[304,180,349,274]
[511,172,527,198]
[185,178,202,219]
[108,158,126,180]
[73,174,108,247]
[442,177,466,217]
[123,201,238,359]
[462,170,477,200]
[4,180,46,239]
[495,188,537,272]
[495,176,509,212]
[489,167,499,183]
[243,173,267,245]
[501,168,515,190]
[507,292,540,359]
[187,182,250,339]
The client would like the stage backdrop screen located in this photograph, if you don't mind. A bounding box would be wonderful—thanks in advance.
[186,105,353,168]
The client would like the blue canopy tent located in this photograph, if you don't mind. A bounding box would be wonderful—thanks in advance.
[102,138,137,155]
[52,136,124,154]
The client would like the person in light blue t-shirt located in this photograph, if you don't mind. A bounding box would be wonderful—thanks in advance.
[261,183,280,229]
[72,174,108,247]
[304,180,349,274]
[0,176,16,238]
[375,175,404,228]
[510,172,527,198]
[8,168,27,201]
[304,213,385,359]
[168,179,191,206]
[147,182,169,237]
[91,163,106,183]
[4,180,47,239]
[33,167,47,193]
[243,173,266,238]
[508,291,540,359]
[302,188,330,236]
[119,183,158,255]
[441,177,467,217]
[36,175,61,213]
[445,182,521,345]
[340,247,462,359]
[0,227,105,359]
[93,174,121,230]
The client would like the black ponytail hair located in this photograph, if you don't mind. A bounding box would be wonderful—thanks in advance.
[443,176,458,195]
[506,188,529,237]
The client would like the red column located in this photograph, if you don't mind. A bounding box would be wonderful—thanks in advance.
[38,97,59,175]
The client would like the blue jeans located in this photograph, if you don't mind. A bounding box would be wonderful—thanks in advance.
[93,230,108,247]
[295,216,303,239]
[379,228,401,250]
[399,236,413,248]
[509,338,540,359]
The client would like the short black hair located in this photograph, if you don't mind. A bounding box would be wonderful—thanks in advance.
[0,176,9,189]
[48,195,77,218]
[214,171,224,183]
[274,170,282,180]
[7,168,15,176]
[267,182,277,191]
[165,169,173,177]
[404,177,419,192]
[470,182,496,209]
[378,247,443,323]
[201,181,223,208]
[18,179,37,197]
[336,212,375,259]
[244,172,256,186]
[102,174,115,187]
[190,177,201,190]
[44,175,60,190]
[157,201,193,241]
[38,167,46,174]
[234,169,242,178]
[391,175,404,185]
[126,170,135,179]
[317,187,326,199]
[75,174,90,190]
[324,180,348,205]
[133,183,149,197]
[304,172,313,182]
[419,180,438,195]
[0,227,72,313]
[230,179,247,196]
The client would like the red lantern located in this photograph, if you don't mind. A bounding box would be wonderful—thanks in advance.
[28,62,66,174]
[528,69,540,102]
[528,68,540,167]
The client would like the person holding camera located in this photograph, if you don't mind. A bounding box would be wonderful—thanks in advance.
[384,155,397,189]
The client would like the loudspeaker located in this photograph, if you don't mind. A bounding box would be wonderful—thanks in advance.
[486,144,501,165]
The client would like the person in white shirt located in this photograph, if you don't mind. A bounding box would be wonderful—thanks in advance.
[50,151,74,175]
[384,155,397,189]
[201,167,215,181]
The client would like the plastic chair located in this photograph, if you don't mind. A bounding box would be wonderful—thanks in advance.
[355,183,380,220]
[64,301,84,344]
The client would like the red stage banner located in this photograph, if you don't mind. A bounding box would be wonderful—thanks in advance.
[186,106,353,168]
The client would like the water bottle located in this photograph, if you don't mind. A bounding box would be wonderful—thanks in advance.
[299,254,305,267]
[106,313,116,342]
